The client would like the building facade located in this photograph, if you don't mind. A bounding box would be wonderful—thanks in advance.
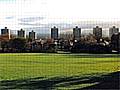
[73,26,81,40]
[0,27,11,49]
[0,27,10,40]
[109,26,119,38]
[51,26,58,40]
[93,26,102,40]
[29,30,35,40]
[18,29,25,38]
[1,27,9,35]
[111,33,120,52]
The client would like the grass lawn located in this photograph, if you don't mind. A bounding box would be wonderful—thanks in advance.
[0,53,119,89]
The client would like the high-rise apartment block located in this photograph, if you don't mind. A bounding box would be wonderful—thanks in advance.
[109,26,119,38]
[51,26,58,40]
[0,27,10,40]
[18,29,25,38]
[1,27,9,35]
[29,30,35,40]
[111,33,120,52]
[93,26,102,39]
[73,26,81,40]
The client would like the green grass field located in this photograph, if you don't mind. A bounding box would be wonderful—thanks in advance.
[0,53,119,89]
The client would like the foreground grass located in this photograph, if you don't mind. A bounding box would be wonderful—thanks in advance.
[0,53,119,89]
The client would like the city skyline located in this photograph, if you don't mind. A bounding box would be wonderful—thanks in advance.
[0,26,119,39]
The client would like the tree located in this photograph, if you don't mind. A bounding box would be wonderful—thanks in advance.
[1,41,9,52]
[9,38,26,52]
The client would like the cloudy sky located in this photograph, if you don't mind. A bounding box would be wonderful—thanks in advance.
[0,0,120,34]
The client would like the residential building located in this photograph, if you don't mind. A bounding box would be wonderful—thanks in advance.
[111,33,120,52]
[73,26,81,40]
[29,30,35,40]
[109,26,119,38]
[93,26,102,40]
[51,26,58,40]
[18,29,25,38]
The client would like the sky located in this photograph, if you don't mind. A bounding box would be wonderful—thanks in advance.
[0,0,120,34]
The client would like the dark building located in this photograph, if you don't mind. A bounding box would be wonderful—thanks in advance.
[73,26,81,40]
[29,30,35,40]
[0,27,11,40]
[109,26,119,38]
[1,27,9,35]
[93,26,102,40]
[51,26,58,40]
[18,29,25,38]
[111,33,120,52]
